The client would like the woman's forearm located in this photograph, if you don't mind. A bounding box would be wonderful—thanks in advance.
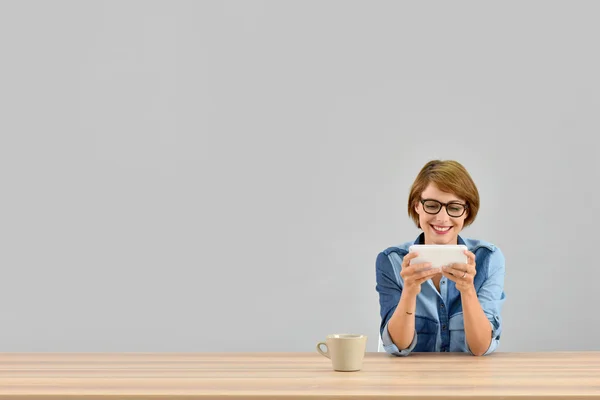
[461,288,492,356]
[387,291,417,350]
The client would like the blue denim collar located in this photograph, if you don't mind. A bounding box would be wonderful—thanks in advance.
[414,232,466,246]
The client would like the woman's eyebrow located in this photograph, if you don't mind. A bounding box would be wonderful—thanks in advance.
[423,197,463,203]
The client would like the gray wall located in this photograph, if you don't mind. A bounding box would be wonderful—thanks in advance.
[0,0,598,352]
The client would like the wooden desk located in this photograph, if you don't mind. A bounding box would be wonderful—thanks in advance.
[1,352,599,399]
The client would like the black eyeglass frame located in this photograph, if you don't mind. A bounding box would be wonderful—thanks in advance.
[419,198,468,218]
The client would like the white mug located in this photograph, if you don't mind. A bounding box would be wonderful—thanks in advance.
[316,334,367,371]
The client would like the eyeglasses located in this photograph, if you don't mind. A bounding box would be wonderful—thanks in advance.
[420,199,468,218]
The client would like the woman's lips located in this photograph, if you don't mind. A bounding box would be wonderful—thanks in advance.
[431,225,452,235]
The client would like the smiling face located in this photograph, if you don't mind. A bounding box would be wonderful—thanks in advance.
[415,183,468,245]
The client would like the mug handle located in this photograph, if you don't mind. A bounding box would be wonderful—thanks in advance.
[316,342,330,359]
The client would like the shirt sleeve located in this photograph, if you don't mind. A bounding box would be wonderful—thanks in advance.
[375,251,417,356]
[466,247,506,356]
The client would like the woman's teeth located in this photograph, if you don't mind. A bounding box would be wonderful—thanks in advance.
[432,225,451,232]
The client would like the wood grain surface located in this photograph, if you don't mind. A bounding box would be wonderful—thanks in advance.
[1,352,599,399]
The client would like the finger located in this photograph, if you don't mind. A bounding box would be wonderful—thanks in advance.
[464,250,476,265]
[449,262,469,271]
[442,265,466,278]
[408,263,435,273]
[413,267,442,280]
[442,272,457,283]
[454,260,476,275]
[401,264,434,279]
[416,270,442,284]
[401,252,419,268]
[401,263,435,281]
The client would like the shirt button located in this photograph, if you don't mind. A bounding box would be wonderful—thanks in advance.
[442,325,447,330]
[440,304,445,309]
[441,280,446,284]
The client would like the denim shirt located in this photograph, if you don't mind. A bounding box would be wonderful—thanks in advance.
[376,233,506,356]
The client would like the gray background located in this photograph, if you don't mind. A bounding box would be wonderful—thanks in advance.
[0,0,598,352]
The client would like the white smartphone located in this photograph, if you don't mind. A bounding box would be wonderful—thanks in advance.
[408,244,468,268]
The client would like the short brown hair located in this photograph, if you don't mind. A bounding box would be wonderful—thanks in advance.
[408,160,480,228]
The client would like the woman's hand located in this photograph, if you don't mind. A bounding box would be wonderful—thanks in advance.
[442,250,477,294]
[401,252,442,297]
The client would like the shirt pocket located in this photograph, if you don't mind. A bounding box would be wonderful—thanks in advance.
[414,316,438,352]
[449,312,468,353]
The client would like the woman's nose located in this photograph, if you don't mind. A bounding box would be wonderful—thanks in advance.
[435,207,451,221]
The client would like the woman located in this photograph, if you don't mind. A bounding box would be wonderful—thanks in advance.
[376,160,506,356]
